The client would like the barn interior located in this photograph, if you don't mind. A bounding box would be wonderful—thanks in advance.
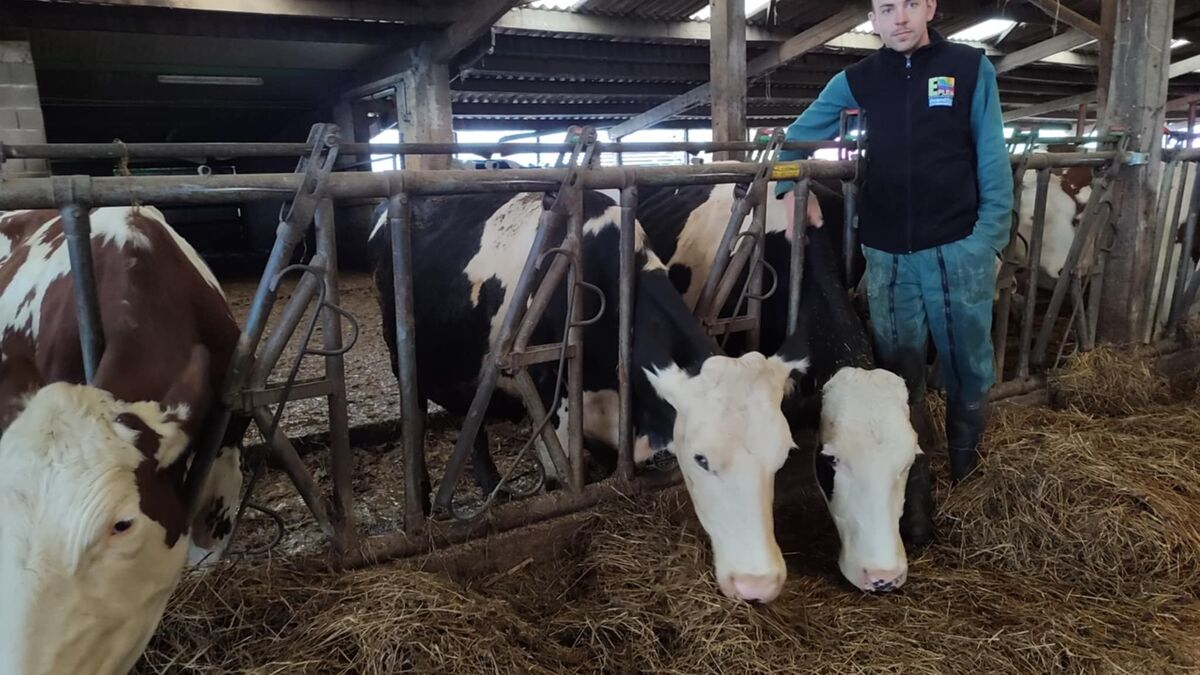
[4,1,1200,673]
[6,0,1200,269]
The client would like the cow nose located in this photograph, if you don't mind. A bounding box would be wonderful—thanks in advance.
[727,574,783,603]
[862,568,907,593]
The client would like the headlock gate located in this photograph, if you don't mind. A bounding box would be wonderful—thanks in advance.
[2,126,1197,566]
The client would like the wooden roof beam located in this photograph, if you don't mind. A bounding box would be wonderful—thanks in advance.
[607,6,863,138]
[432,0,523,62]
[27,0,458,23]
[1024,0,1106,40]
[993,28,1094,73]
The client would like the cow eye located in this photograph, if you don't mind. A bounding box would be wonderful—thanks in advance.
[112,519,135,535]
[694,454,710,471]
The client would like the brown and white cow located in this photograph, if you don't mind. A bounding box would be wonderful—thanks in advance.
[1009,164,1199,323]
[0,207,245,675]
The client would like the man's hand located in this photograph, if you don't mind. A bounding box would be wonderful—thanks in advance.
[782,188,827,240]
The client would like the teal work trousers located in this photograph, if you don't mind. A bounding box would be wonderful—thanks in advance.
[861,233,998,408]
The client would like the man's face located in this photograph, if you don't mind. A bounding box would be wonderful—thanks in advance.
[870,0,937,54]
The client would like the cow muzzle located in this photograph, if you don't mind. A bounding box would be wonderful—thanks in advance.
[718,571,785,604]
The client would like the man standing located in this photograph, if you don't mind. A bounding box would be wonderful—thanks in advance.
[775,0,1013,539]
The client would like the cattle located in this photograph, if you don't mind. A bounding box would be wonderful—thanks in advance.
[0,207,245,675]
[1008,164,1200,325]
[1010,168,1092,284]
[627,182,926,593]
[368,191,810,604]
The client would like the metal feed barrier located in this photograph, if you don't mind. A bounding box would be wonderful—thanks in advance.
[5,126,1190,568]
[991,142,1200,391]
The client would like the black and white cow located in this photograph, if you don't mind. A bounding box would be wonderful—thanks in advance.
[0,207,245,675]
[369,191,808,603]
[627,182,928,593]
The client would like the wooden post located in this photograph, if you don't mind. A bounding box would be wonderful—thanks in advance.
[1095,0,1118,130]
[398,44,454,171]
[710,0,746,162]
[1097,0,1176,344]
[333,99,364,170]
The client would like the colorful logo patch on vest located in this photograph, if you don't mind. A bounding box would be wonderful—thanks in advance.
[928,76,955,108]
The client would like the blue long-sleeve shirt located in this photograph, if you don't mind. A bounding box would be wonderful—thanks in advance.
[775,57,1013,256]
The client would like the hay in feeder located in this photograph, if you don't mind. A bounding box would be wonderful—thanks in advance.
[1047,345,1174,416]
[137,383,1200,674]
[133,560,577,675]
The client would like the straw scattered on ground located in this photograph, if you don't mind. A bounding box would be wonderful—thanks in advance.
[136,350,1200,675]
[1047,345,1175,416]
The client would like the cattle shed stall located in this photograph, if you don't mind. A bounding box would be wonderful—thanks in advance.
[3,0,1200,672]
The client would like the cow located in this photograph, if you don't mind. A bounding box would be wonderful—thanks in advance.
[369,190,811,604]
[0,207,245,675]
[1008,164,1199,324]
[627,182,926,593]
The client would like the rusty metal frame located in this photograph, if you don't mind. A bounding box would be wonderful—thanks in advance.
[693,128,785,341]
[17,137,1191,568]
[1031,140,1128,369]
[425,126,600,523]
[187,124,360,555]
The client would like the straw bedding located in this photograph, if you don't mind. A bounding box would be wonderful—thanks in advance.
[135,350,1200,675]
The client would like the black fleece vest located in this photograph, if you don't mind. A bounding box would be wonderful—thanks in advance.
[845,33,984,253]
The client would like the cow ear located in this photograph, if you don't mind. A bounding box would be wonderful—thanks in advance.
[0,356,44,431]
[160,345,214,438]
[643,364,691,410]
[767,355,809,397]
[806,191,824,228]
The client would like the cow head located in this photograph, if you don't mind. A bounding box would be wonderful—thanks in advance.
[0,346,213,675]
[644,352,807,604]
[815,367,920,593]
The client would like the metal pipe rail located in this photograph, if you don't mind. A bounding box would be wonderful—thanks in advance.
[1165,148,1200,162]
[1,139,855,162]
[0,152,1116,210]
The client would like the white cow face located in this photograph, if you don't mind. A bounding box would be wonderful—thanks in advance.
[816,367,920,593]
[646,352,807,604]
[0,382,198,675]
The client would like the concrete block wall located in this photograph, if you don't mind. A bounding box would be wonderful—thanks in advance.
[0,41,48,177]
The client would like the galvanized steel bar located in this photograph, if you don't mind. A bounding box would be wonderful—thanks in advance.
[786,180,810,338]
[58,203,104,384]
[1156,162,1193,338]
[1,140,853,161]
[511,251,572,354]
[745,202,766,352]
[696,189,754,321]
[315,199,356,552]
[1071,277,1092,352]
[0,155,1115,209]
[994,165,1027,381]
[388,192,429,532]
[1143,159,1180,342]
[1085,235,1106,352]
[251,406,335,538]
[246,254,326,388]
[330,470,682,570]
[1034,165,1114,368]
[617,186,637,484]
[1167,165,1200,332]
[1018,169,1051,379]
[566,191,586,494]
[841,179,858,288]
[1166,148,1200,162]
[511,369,571,483]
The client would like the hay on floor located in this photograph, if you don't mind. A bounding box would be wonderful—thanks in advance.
[136,374,1200,675]
[1047,345,1174,416]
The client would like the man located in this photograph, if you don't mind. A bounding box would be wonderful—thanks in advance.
[775,0,1013,490]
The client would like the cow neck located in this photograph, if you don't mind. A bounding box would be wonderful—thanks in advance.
[633,268,721,375]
